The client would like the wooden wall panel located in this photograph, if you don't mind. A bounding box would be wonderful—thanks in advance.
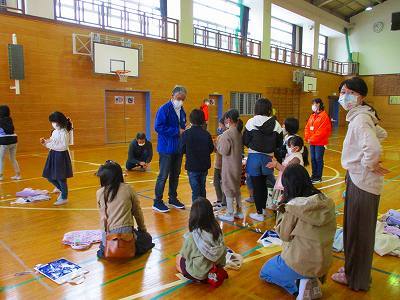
[0,14,345,152]
[361,76,400,129]
[373,75,400,96]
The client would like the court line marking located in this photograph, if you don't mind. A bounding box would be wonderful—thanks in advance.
[0,239,52,292]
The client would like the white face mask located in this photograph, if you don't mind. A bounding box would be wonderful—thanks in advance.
[338,93,358,111]
[138,142,145,146]
[225,122,230,129]
[205,102,210,106]
[172,99,183,109]
[282,128,288,136]
[311,104,318,112]
[51,122,59,130]
[287,147,293,156]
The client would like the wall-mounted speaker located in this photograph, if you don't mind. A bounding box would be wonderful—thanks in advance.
[391,12,400,31]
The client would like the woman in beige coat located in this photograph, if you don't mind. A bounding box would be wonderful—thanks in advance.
[216,109,244,222]
[260,164,336,299]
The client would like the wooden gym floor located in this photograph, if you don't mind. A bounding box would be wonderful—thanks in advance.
[0,128,399,300]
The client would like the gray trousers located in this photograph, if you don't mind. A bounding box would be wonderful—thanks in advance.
[0,144,20,175]
[344,173,380,291]
[213,168,226,205]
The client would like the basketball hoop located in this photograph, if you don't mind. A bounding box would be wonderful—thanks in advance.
[113,70,131,82]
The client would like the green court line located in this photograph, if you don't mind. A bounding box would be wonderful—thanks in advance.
[332,255,400,278]
[150,244,265,300]
[101,258,169,286]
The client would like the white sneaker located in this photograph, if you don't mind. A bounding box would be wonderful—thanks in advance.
[297,278,322,300]
[234,212,244,219]
[54,198,68,206]
[52,188,61,193]
[11,175,22,180]
[218,213,234,222]
[249,213,265,222]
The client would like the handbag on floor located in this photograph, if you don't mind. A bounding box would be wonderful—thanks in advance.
[103,200,135,259]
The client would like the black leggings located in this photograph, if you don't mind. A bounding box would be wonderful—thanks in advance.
[251,175,275,214]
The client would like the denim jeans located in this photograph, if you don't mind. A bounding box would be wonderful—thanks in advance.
[260,255,308,295]
[48,178,68,199]
[154,153,183,203]
[310,145,325,179]
[188,171,208,202]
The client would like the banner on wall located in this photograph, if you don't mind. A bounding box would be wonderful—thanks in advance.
[114,96,124,104]
[125,96,135,104]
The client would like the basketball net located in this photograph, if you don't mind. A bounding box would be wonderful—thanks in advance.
[114,70,131,82]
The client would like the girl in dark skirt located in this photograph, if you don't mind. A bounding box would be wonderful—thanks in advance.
[41,112,73,206]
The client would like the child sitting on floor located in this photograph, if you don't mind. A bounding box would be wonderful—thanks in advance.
[260,164,336,299]
[267,135,309,207]
[176,197,227,282]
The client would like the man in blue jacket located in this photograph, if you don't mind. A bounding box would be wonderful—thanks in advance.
[153,85,187,212]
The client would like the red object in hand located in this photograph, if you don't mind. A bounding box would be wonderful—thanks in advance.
[207,265,228,288]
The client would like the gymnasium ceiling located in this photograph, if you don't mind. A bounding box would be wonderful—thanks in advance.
[304,0,387,21]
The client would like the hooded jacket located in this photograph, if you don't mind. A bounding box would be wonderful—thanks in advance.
[341,105,386,195]
[243,115,283,154]
[180,229,226,280]
[277,193,336,277]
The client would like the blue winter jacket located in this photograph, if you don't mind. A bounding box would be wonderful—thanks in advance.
[155,101,186,154]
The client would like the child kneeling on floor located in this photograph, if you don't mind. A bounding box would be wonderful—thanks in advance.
[176,197,227,283]
[260,164,336,300]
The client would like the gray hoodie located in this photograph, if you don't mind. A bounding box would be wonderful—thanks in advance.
[341,105,386,195]
[180,230,226,280]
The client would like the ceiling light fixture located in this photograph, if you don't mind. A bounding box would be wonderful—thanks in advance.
[365,7,373,11]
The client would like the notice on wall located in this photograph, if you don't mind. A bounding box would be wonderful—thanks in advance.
[389,96,400,105]
[125,96,135,104]
[114,96,124,104]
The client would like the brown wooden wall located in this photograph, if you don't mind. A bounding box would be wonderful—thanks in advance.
[0,13,345,153]
[360,76,400,129]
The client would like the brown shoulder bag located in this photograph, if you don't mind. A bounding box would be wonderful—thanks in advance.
[103,198,135,259]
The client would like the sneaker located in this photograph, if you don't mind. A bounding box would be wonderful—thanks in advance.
[311,178,322,184]
[296,278,322,300]
[218,213,234,222]
[234,212,244,219]
[54,198,68,206]
[152,201,170,213]
[168,199,185,209]
[213,203,227,211]
[11,175,22,180]
[245,197,254,203]
[249,213,264,222]
[52,188,61,194]
[212,201,222,207]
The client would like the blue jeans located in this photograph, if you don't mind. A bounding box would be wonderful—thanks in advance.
[260,255,307,295]
[154,153,183,203]
[48,178,68,199]
[310,145,325,179]
[188,171,207,202]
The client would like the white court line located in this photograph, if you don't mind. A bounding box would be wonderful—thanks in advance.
[0,169,99,185]
[0,239,53,291]
[319,180,345,190]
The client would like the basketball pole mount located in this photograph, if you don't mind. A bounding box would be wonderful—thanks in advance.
[10,33,20,95]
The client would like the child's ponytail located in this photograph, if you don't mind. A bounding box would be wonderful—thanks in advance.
[66,118,73,132]
[237,119,243,133]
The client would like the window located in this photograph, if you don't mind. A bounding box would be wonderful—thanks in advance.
[271,17,295,50]
[319,34,328,59]
[193,0,241,34]
[231,92,262,115]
